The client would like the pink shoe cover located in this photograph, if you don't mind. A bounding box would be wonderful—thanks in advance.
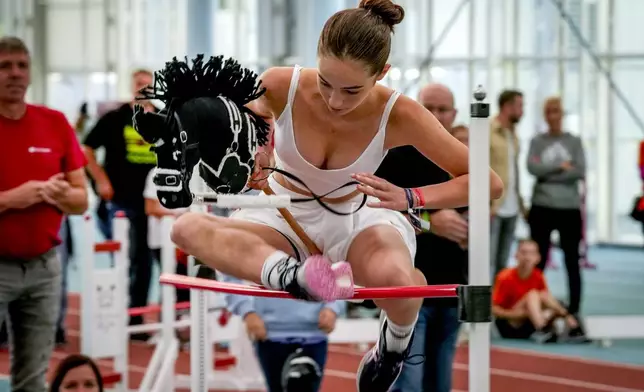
[301,255,355,301]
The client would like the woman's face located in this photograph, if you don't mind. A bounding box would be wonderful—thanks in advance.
[60,365,100,392]
[316,55,387,116]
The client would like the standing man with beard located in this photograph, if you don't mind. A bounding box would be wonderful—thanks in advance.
[376,83,468,392]
[490,90,526,280]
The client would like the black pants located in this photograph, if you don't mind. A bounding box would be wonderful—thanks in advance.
[528,205,583,314]
[151,249,190,303]
[255,340,328,392]
[108,203,152,326]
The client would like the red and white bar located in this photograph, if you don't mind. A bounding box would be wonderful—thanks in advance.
[159,273,459,300]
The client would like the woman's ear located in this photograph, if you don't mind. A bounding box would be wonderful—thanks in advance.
[376,64,391,82]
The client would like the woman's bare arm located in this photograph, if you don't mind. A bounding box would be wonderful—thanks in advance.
[248,67,294,155]
[389,95,504,209]
[245,67,292,186]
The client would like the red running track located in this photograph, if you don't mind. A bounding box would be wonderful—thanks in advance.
[0,294,643,391]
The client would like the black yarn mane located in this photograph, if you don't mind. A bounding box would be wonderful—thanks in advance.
[139,54,270,146]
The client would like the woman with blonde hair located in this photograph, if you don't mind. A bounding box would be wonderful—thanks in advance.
[526,96,587,340]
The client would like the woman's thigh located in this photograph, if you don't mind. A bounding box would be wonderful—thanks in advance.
[184,210,303,259]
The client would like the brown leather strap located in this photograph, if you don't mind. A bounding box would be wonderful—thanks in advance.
[273,173,362,204]
[264,186,322,255]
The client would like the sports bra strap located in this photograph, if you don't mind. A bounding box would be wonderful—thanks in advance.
[286,65,302,107]
[378,91,401,130]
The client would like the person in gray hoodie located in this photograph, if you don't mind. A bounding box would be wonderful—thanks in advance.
[527,96,586,324]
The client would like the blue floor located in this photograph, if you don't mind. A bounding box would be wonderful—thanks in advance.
[65,215,644,367]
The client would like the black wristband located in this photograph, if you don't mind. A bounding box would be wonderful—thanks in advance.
[403,188,415,209]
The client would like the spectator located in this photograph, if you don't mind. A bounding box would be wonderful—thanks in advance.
[0,36,88,391]
[49,354,103,392]
[640,139,644,186]
[83,69,158,337]
[222,274,345,392]
[452,124,469,146]
[634,141,644,234]
[527,96,587,327]
[490,89,526,279]
[492,239,582,343]
[376,83,467,392]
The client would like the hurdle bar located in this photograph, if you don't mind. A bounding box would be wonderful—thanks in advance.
[192,192,292,208]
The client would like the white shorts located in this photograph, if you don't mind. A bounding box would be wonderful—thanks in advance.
[229,176,417,263]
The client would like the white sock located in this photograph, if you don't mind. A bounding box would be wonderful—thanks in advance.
[385,316,417,353]
[260,250,299,290]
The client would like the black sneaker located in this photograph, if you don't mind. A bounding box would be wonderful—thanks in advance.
[530,328,557,344]
[566,326,592,344]
[133,105,201,209]
[0,323,7,350]
[356,319,420,392]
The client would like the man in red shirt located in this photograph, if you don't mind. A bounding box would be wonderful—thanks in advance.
[492,239,580,343]
[0,36,88,391]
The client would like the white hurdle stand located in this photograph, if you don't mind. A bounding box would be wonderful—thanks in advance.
[80,212,130,390]
[80,210,263,391]
[180,203,265,391]
[131,212,264,391]
[138,215,179,392]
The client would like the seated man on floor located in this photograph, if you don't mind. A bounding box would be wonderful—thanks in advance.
[492,238,583,343]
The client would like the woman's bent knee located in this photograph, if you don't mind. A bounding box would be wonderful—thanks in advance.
[347,225,416,287]
[362,251,416,288]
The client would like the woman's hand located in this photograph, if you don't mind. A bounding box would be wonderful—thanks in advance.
[243,312,267,341]
[247,151,273,190]
[352,173,409,211]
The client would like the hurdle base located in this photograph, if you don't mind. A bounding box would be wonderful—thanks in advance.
[172,372,265,391]
[584,315,644,347]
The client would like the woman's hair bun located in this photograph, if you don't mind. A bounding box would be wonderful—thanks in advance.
[359,0,405,29]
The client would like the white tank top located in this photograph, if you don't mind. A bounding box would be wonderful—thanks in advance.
[273,65,400,197]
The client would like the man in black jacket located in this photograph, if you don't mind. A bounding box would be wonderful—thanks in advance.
[379,84,468,392]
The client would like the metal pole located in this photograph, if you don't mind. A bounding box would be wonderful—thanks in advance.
[468,86,491,392]
[549,0,644,135]
[401,0,472,95]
